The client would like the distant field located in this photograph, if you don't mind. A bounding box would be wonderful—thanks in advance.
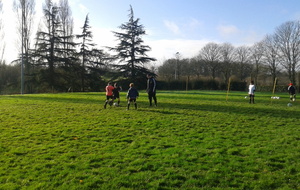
[0,91,299,189]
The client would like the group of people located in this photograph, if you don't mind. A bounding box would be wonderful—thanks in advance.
[104,74,157,110]
[105,77,296,108]
[248,81,296,104]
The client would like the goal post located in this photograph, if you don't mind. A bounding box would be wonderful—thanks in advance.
[271,77,277,104]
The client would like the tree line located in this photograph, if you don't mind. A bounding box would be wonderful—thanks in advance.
[1,0,300,94]
[0,0,155,94]
[158,20,300,91]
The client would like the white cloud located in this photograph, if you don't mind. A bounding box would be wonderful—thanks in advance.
[217,24,239,38]
[242,31,264,46]
[92,27,116,48]
[164,20,181,35]
[145,38,211,63]
[215,24,264,46]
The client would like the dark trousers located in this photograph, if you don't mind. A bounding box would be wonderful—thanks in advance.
[148,92,157,106]
[249,94,255,104]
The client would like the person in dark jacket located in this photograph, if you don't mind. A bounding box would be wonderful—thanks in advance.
[127,83,139,110]
[113,83,122,106]
[146,74,157,106]
[288,83,296,102]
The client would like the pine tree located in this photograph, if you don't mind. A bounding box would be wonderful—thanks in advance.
[33,0,77,91]
[109,5,156,81]
[76,14,95,91]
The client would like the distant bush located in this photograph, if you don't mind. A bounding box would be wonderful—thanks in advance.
[156,79,247,91]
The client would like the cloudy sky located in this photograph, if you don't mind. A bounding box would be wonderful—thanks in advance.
[2,0,300,64]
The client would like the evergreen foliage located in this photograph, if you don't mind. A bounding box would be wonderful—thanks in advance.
[33,0,78,91]
[108,5,156,83]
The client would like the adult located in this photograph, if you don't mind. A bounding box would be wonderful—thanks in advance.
[146,74,157,106]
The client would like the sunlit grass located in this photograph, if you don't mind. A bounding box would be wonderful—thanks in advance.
[0,91,299,189]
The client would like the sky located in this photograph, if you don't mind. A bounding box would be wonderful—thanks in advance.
[2,0,300,65]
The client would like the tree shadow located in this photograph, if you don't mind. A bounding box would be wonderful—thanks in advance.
[142,101,299,119]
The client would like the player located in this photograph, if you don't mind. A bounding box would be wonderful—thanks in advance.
[104,82,114,109]
[126,83,139,110]
[113,83,122,106]
[248,81,255,104]
[288,83,296,102]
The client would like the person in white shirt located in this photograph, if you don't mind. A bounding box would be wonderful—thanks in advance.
[248,81,255,104]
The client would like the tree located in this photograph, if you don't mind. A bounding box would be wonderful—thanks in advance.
[34,0,76,91]
[59,0,73,55]
[274,21,300,85]
[157,58,177,81]
[56,0,79,91]
[262,34,281,85]
[13,0,35,93]
[0,63,20,94]
[109,5,156,82]
[250,41,265,84]
[76,14,95,91]
[219,42,235,83]
[198,42,221,79]
[235,46,251,81]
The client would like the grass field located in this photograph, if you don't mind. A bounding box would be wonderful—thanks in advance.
[0,91,299,189]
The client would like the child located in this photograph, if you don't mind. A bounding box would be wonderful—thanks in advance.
[126,83,139,110]
[248,81,255,104]
[112,83,122,106]
[288,83,296,101]
[104,82,114,109]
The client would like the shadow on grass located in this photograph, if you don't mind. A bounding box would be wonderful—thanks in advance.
[7,94,101,105]
[6,93,299,119]
[143,101,300,119]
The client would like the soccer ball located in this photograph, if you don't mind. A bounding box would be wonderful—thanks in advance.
[113,102,119,106]
[287,103,292,107]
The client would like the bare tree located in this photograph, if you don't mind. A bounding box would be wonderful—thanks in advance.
[13,0,36,93]
[274,21,300,84]
[59,0,74,59]
[219,42,235,83]
[250,41,265,84]
[198,42,221,79]
[157,58,177,81]
[262,34,281,85]
[235,46,251,81]
[189,57,207,79]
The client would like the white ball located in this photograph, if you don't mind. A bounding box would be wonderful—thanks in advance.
[113,102,118,106]
[287,103,292,107]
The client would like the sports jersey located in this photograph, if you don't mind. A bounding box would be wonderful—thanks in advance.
[106,85,114,96]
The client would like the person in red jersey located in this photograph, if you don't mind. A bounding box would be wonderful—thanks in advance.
[104,82,114,109]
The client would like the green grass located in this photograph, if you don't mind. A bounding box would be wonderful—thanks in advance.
[0,91,299,189]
